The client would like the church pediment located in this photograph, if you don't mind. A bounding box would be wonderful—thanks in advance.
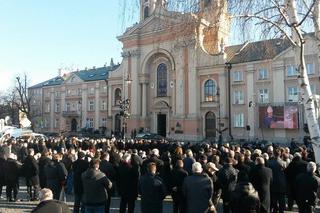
[119,11,191,39]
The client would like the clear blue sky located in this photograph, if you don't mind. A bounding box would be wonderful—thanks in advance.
[0,0,138,92]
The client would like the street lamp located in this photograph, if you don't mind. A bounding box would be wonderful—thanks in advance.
[216,86,222,143]
[225,62,233,140]
[119,73,132,140]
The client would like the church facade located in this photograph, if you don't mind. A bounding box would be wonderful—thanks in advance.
[29,0,320,143]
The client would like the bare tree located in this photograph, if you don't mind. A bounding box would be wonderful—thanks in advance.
[12,73,33,129]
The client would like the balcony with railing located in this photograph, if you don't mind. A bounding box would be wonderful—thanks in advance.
[62,110,80,117]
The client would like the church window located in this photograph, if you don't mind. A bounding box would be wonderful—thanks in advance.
[157,63,167,97]
[204,79,215,102]
[114,88,122,105]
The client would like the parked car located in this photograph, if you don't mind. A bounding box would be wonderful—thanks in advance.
[135,132,164,141]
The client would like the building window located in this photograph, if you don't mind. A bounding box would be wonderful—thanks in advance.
[258,89,269,103]
[77,88,82,96]
[157,63,167,97]
[101,100,106,110]
[101,118,107,127]
[45,103,50,113]
[287,65,297,76]
[234,113,244,127]
[89,101,94,111]
[55,103,60,112]
[114,88,122,105]
[55,91,60,97]
[306,63,315,75]
[102,86,107,93]
[89,87,95,95]
[233,90,244,104]
[89,118,94,128]
[288,86,299,102]
[233,71,243,82]
[54,119,59,128]
[258,68,268,80]
[66,89,71,96]
[204,79,216,102]
[66,102,71,111]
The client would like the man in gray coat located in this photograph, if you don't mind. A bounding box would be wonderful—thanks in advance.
[182,162,215,213]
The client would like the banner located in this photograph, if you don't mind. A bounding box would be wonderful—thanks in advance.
[259,104,299,129]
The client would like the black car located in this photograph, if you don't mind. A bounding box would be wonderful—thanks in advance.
[135,133,164,141]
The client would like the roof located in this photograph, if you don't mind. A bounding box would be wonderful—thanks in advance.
[225,38,292,64]
[29,76,64,89]
[74,65,119,82]
[29,64,119,89]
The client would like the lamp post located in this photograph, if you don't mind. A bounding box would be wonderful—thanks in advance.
[119,74,132,140]
[216,86,222,143]
[225,62,233,140]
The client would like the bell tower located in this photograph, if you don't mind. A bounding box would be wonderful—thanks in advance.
[140,0,167,21]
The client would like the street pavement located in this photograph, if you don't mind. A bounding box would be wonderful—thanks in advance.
[0,185,318,213]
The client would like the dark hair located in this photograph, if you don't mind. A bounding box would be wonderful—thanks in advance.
[147,162,156,173]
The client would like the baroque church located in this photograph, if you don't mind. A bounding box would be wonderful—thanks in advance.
[29,0,319,142]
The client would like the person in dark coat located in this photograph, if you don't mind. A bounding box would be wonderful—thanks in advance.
[73,151,89,213]
[217,157,238,213]
[31,188,71,213]
[4,153,20,202]
[171,159,188,213]
[267,149,287,213]
[139,162,166,213]
[22,148,40,200]
[250,157,273,213]
[38,151,51,188]
[231,171,260,213]
[44,153,68,200]
[294,162,320,213]
[82,158,112,213]
[284,152,307,211]
[182,162,215,213]
[0,153,6,198]
[141,149,164,176]
[117,153,140,213]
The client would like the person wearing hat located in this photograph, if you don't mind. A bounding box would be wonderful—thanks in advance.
[206,162,220,207]
[183,162,215,213]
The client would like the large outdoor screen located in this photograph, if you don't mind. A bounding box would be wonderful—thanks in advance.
[259,105,299,129]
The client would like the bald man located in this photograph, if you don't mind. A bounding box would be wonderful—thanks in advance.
[31,188,71,213]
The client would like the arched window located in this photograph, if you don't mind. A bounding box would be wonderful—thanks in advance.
[114,88,122,105]
[204,79,215,102]
[144,6,149,19]
[157,63,167,97]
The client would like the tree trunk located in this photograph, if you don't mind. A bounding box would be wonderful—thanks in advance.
[287,0,320,164]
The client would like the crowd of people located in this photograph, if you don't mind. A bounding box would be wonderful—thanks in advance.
[0,134,319,213]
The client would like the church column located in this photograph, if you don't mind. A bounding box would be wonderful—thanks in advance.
[142,82,147,117]
[108,85,112,117]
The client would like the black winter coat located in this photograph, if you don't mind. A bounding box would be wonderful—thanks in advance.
[31,199,71,213]
[117,161,140,199]
[267,157,287,193]
[81,168,112,206]
[22,155,39,186]
[38,156,51,188]
[217,164,238,201]
[45,160,68,200]
[230,181,260,213]
[171,166,188,203]
[295,172,320,205]
[0,157,6,186]
[250,164,273,213]
[139,173,166,213]
[4,158,20,184]
[72,158,89,194]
